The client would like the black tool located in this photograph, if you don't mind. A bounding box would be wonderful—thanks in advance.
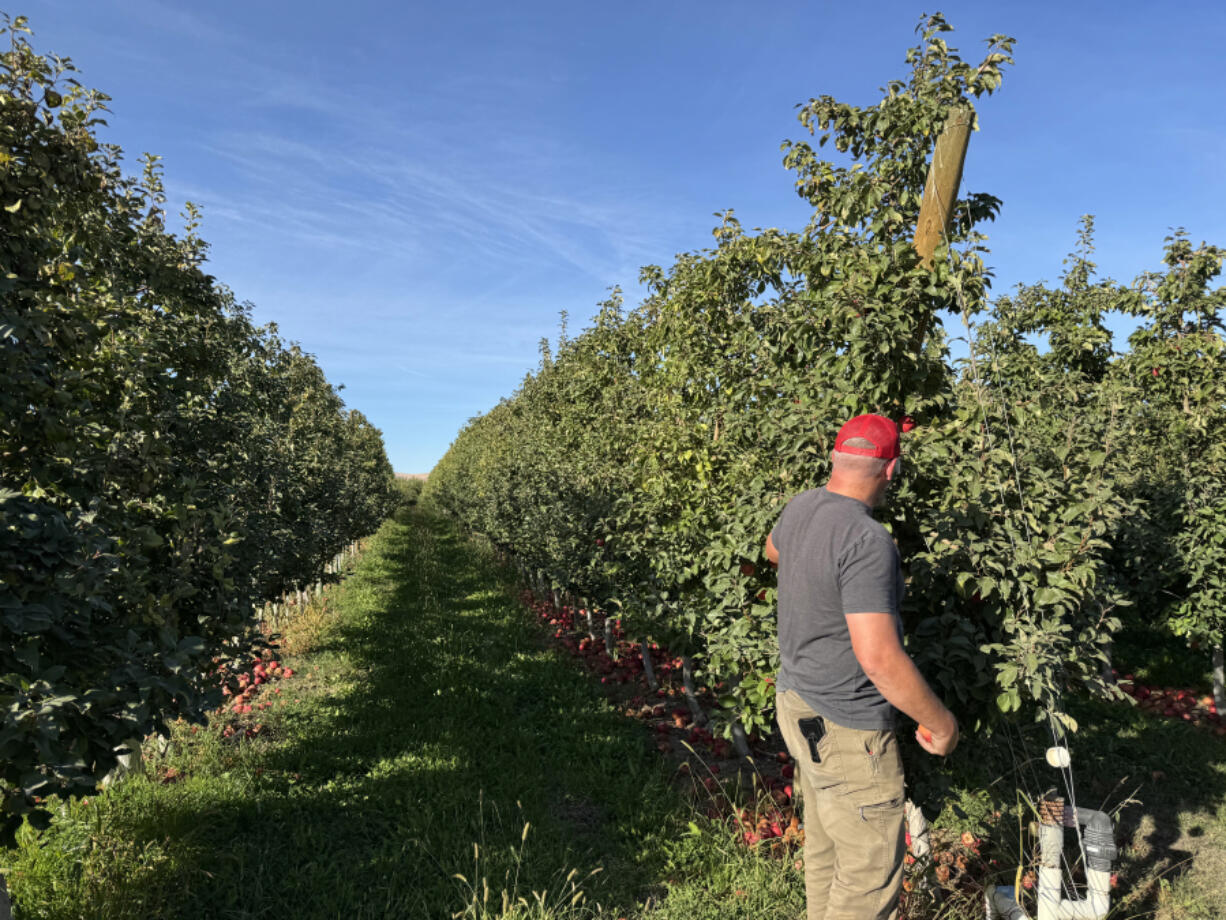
[798,715,825,763]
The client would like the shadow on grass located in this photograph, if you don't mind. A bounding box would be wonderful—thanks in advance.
[81,509,687,919]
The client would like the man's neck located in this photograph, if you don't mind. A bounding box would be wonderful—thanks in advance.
[825,474,881,508]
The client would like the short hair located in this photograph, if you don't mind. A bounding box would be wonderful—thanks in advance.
[841,437,876,450]
[832,442,888,477]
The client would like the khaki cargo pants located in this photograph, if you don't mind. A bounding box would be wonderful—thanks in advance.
[776,689,906,920]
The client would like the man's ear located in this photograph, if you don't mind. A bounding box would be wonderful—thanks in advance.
[885,457,900,480]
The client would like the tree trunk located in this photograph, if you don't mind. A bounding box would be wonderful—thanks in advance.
[681,655,707,725]
[730,718,753,759]
[1214,645,1225,712]
[640,641,659,690]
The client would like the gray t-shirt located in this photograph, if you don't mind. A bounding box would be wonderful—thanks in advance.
[771,487,904,730]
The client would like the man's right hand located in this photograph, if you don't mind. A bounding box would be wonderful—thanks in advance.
[916,714,958,756]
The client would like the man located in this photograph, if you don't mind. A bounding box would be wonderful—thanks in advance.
[764,413,958,920]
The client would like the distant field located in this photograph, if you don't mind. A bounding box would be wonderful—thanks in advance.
[395,472,428,480]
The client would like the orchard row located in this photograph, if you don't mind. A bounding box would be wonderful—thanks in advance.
[1,19,398,839]
[426,13,1225,815]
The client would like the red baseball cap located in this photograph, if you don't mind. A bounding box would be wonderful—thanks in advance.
[834,414,900,459]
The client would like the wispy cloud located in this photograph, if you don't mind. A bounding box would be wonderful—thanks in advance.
[86,3,675,289]
[185,123,676,290]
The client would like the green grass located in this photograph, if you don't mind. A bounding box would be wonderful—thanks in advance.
[6,506,1226,918]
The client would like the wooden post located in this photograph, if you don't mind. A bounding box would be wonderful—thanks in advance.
[910,105,973,356]
[913,106,973,268]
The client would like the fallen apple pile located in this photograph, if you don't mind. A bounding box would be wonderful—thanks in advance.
[211,647,297,740]
[1113,671,1226,735]
[899,829,987,903]
[730,805,803,850]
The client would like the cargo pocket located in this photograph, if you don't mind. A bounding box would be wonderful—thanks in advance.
[857,794,905,865]
[858,795,903,824]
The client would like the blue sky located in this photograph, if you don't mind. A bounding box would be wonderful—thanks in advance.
[17,0,1226,473]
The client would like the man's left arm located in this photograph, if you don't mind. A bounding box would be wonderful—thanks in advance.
[765,532,779,567]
